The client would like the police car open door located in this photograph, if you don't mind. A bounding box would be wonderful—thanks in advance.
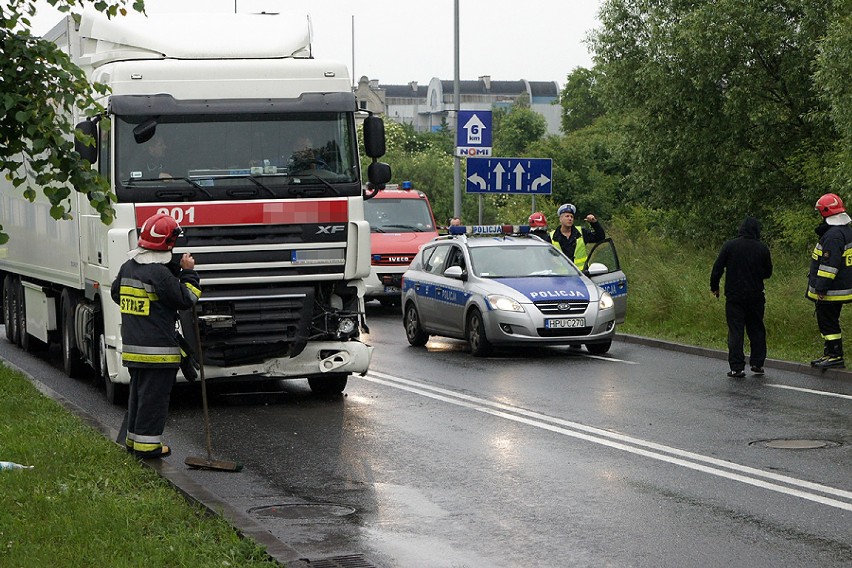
[583,239,627,324]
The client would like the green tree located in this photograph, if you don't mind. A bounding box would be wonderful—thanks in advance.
[492,95,547,157]
[0,0,145,243]
[591,0,843,243]
[560,67,605,133]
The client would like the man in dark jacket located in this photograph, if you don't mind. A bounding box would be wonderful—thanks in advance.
[710,216,773,377]
[807,193,852,369]
[111,213,201,458]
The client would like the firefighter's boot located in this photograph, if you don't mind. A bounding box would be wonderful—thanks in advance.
[813,339,844,369]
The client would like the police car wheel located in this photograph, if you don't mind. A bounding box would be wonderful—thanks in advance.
[466,309,493,357]
[586,340,612,355]
[404,303,429,346]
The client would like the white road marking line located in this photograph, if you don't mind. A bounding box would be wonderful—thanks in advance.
[582,354,639,364]
[362,370,852,511]
[766,383,852,401]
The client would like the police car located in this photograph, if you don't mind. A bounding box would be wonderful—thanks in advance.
[401,225,627,356]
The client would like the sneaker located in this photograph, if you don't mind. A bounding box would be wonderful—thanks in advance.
[727,370,746,378]
[750,366,765,375]
[813,356,844,369]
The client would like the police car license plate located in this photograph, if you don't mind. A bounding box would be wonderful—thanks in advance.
[383,286,401,294]
[545,318,585,329]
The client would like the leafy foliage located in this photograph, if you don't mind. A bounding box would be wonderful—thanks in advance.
[590,0,844,244]
[0,0,145,243]
[560,66,605,133]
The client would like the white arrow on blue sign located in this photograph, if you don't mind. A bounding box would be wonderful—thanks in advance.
[456,110,492,148]
[465,157,552,194]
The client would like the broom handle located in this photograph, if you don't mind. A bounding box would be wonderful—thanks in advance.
[192,305,214,461]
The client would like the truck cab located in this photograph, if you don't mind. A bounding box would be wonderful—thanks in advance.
[364,183,438,306]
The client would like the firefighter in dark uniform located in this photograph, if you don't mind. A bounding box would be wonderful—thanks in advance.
[808,193,852,369]
[111,213,201,458]
[550,203,605,268]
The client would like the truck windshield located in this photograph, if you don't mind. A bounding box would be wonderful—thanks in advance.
[114,112,359,201]
[365,198,435,232]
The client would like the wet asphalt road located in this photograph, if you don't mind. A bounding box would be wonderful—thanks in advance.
[2,305,851,567]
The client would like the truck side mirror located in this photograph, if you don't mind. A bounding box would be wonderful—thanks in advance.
[363,116,386,158]
[74,120,98,164]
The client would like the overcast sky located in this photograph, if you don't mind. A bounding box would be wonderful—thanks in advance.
[30,0,603,86]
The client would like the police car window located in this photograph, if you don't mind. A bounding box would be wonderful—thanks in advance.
[446,246,466,270]
[425,244,451,275]
[470,245,578,278]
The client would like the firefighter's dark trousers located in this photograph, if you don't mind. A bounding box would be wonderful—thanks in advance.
[815,302,844,356]
[125,367,176,457]
[725,295,767,371]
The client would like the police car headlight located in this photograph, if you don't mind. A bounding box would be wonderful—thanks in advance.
[598,291,614,310]
[486,294,525,312]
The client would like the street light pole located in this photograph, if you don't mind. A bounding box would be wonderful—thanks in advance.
[452,0,462,220]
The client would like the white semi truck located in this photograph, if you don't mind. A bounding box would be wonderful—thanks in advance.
[0,10,391,402]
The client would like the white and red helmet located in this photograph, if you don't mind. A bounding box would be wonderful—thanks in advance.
[815,193,846,218]
[138,213,182,251]
[528,212,548,228]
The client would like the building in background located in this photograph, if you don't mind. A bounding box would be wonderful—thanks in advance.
[355,75,561,135]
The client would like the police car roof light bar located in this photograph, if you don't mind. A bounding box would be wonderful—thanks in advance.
[449,225,531,236]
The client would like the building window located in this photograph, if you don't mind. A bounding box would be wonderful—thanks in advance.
[359,100,367,110]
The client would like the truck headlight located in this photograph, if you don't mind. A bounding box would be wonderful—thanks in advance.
[486,294,525,312]
[599,291,614,310]
[337,317,357,337]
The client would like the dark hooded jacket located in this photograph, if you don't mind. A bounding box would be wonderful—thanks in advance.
[710,217,773,301]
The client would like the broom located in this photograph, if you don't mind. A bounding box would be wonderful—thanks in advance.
[184,306,243,472]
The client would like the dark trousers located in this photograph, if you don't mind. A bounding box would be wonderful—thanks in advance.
[725,296,767,371]
[126,367,176,456]
[815,302,844,356]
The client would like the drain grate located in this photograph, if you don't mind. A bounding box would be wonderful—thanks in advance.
[751,438,841,449]
[304,554,376,568]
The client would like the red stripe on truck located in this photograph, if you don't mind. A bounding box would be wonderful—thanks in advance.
[135,200,349,227]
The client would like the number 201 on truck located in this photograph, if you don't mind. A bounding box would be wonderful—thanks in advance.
[0,10,391,402]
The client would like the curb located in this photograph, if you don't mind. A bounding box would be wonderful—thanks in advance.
[615,333,852,381]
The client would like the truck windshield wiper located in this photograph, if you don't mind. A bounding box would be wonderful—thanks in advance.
[125,177,212,198]
[381,224,423,232]
[288,173,340,195]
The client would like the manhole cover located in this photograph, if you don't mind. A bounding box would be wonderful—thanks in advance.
[249,503,356,519]
[751,439,841,449]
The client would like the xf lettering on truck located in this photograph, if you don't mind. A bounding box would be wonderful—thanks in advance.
[316,225,345,234]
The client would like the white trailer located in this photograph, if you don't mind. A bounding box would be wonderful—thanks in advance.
[0,10,390,402]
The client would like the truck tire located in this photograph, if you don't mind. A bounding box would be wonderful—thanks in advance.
[307,374,348,396]
[98,330,127,406]
[3,275,19,345]
[61,290,86,379]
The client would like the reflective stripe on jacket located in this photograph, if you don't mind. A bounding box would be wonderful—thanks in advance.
[807,224,852,303]
[110,259,201,368]
[550,221,605,268]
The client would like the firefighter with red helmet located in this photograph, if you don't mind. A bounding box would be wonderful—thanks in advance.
[110,213,201,458]
[528,212,551,243]
[807,193,852,369]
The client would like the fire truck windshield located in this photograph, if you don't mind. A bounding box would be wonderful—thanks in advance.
[114,112,360,201]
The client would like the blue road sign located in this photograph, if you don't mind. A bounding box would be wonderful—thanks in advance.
[465,157,552,194]
[456,110,492,149]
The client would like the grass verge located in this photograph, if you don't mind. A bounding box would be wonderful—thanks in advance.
[0,364,280,568]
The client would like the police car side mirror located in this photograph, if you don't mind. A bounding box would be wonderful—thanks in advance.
[586,262,609,276]
[444,265,465,280]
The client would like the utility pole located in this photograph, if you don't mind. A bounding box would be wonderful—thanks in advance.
[452,0,461,219]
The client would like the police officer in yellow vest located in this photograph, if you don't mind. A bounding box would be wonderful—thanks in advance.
[110,213,201,458]
[550,203,606,268]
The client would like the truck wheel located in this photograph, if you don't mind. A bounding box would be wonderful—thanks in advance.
[99,331,127,406]
[307,374,348,396]
[3,275,19,345]
[466,308,493,357]
[61,291,86,379]
[585,340,612,355]
[404,303,429,346]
